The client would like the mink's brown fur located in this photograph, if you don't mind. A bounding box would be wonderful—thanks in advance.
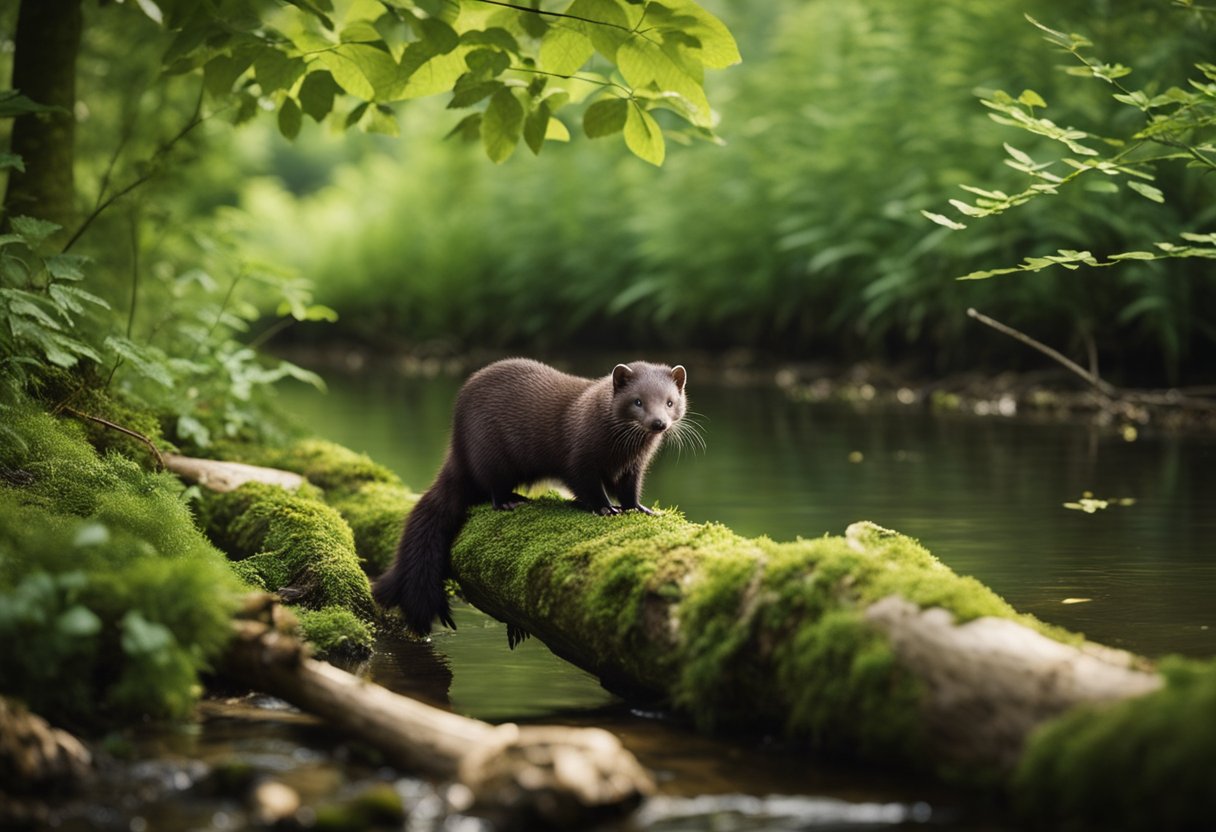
[372,358,688,639]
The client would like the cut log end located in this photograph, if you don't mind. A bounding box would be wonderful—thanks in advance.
[865,595,1163,768]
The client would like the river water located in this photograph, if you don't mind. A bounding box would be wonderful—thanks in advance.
[233,364,1213,828]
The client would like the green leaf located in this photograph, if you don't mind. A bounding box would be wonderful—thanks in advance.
[203,52,255,98]
[462,27,520,54]
[546,117,571,142]
[445,112,482,141]
[255,49,305,94]
[0,152,24,172]
[278,97,303,140]
[1108,251,1157,260]
[11,216,62,245]
[0,90,66,119]
[524,101,551,155]
[1127,181,1164,203]
[120,610,175,656]
[366,104,400,136]
[482,87,524,164]
[652,0,741,68]
[624,102,665,165]
[104,335,174,388]
[448,78,501,109]
[583,97,628,138]
[1017,89,1047,108]
[920,210,967,231]
[49,283,111,315]
[539,26,594,77]
[133,0,163,24]
[299,70,340,121]
[617,35,712,127]
[44,253,88,282]
[345,101,370,128]
[398,46,474,100]
[58,605,102,637]
[320,44,400,100]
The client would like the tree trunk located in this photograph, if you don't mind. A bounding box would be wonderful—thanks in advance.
[4,0,82,230]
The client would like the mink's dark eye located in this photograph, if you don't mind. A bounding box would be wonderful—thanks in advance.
[634,398,642,407]
[666,400,673,408]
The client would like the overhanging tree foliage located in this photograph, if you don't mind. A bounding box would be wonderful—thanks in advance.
[120,0,739,166]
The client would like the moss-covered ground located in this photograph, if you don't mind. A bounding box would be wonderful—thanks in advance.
[0,404,242,728]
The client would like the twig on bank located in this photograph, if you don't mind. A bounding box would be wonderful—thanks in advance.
[967,307,1216,412]
[59,406,166,470]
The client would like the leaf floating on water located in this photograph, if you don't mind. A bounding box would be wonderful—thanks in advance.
[1061,597,1092,605]
[1062,495,1136,513]
[1064,498,1109,513]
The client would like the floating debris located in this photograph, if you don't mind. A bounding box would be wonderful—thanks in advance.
[1063,492,1137,513]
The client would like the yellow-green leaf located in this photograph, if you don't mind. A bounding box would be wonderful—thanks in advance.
[624,102,664,165]
[482,87,524,163]
[539,26,594,77]
[583,97,628,138]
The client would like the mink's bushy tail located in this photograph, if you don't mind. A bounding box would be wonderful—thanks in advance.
[372,459,470,636]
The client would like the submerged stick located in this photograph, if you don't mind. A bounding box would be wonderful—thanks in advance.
[220,596,652,827]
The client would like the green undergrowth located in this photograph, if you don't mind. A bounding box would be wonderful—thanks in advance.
[224,439,417,573]
[1014,657,1216,830]
[452,499,1078,765]
[0,404,241,728]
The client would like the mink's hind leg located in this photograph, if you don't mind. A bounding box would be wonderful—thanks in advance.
[491,490,530,510]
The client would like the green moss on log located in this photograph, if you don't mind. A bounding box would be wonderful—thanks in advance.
[294,606,375,661]
[1014,657,1216,830]
[452,499,1074,761]
[227,439,417,573]
[200,482,376,622]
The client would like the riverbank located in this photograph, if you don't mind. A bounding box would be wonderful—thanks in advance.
[267,343,1216,437]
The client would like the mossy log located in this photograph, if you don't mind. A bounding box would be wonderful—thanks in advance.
[450,499,1216,824]
[221,596,651,828]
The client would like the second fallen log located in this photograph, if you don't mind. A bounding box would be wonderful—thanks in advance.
[218,596,652,828]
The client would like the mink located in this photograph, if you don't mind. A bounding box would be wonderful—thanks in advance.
[372,358,688,640]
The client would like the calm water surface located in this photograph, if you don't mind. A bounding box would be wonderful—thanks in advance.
[269,363,1215,827]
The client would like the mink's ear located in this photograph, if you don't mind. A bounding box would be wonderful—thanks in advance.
[612,364,634,392]
[671,365,687,392]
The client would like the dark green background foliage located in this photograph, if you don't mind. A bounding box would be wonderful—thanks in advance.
[226,0,1214,382]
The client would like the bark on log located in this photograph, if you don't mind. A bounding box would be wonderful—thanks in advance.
[165,453,305,492]
[219,596,652,828]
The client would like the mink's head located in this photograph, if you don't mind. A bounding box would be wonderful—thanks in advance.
[610,362,687,434]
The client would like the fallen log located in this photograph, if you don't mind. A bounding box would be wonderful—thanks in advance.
[449,499,1216,826]
[220,595,652,828]
[164,453,305,492]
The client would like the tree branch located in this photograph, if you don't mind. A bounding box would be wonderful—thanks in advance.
[61,85,208,253]
[473,0,633,31]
